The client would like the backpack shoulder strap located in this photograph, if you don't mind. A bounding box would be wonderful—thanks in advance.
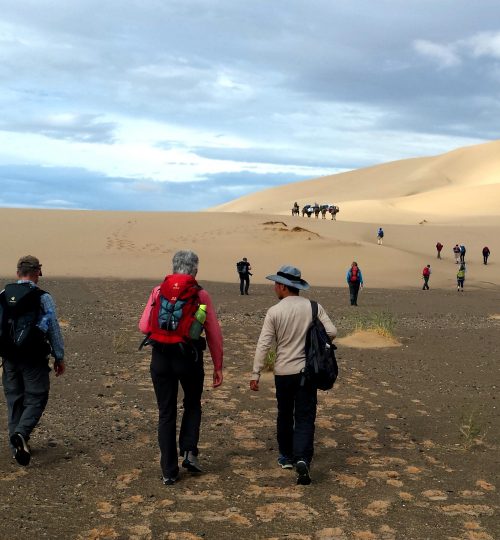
[310,300,318,321]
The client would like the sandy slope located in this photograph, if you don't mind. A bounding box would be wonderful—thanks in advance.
[209,140,500,224]
[0,141,499,288]
[0,208,498,289]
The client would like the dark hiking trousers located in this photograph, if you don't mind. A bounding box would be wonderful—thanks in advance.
[275,373,317,465]
[348,281,360,305]
[150,343,204,478]
[422,276,430,290]
[239,273,250,295]
[2,358,50,448]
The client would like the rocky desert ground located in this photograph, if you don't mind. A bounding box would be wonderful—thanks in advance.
[1,278,498,540]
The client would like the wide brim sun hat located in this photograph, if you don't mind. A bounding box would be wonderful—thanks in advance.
[266,265,310,290]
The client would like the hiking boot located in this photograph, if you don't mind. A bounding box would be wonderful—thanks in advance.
[162,475,179,486]
[11,433,31,466]
[277,455,294,469]
[182,451,202,473]
[295,460,311,485]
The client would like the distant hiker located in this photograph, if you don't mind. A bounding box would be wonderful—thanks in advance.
[377,227,384,245]
[292,202,300,216]
[329,205,339,221]
[0,255,65,467]
[250,265,337,485]
[459,244,466,263]
[139,250,223,485]
[436,242,443,259]
[346,261,364,306]
[482,246,490,265]
[302,205,313,218]
[422,264,431,290]
[453,244,461,264]
[236,257,252,295]
[457,263,466,292]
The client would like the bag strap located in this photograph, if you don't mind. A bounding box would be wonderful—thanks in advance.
[310,300,318,322]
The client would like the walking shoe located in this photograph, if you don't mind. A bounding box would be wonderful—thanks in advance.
[277,455,294,469]
[11,433,31,466]
[162,475,179,486]
[295,460,311,485]
[182,451,203,473]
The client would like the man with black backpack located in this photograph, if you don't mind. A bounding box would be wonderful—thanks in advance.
[0,255,65,466]
[139,250,223,486]
[236,257,252,295]
[250,265,336,485]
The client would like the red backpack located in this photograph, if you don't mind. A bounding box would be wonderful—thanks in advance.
[148,274,202,344]
[423,266,430,277]
[350,266,359,282]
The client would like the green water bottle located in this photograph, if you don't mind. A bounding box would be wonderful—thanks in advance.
[189,304,207,340]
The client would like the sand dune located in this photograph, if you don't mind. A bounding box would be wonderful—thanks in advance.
[209,140,500,224]
[0,141,499,288]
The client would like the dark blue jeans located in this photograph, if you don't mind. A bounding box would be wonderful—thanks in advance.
[239,274,250,294]
[2,358,50,448]
[275,373,317,464]
[150,343,204,478]
[348,281,360,305]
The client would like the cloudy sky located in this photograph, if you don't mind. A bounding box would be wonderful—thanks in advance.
[1,1,499,211]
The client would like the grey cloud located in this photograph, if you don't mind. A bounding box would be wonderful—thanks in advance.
[0,114,117,143]
[192,146,350,170]
[0,165,309,211]
[0,1,500,210]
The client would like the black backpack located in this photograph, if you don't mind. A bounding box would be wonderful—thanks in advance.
[236,261,246,273]
[303,300,338,390]
[0,283,50,359]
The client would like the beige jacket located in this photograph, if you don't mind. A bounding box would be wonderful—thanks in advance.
[252,295,337,379]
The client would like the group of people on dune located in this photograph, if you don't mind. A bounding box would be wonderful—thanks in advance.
[426,242,491,291]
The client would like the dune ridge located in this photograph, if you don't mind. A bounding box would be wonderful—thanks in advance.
[209,140,500,224]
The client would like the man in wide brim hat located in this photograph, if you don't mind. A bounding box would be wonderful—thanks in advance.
[265,265,310,290]
[250,264,336,486]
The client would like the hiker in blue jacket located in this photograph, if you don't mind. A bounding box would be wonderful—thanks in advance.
[346,262,364,306]
[377,228,384,245]
[0,255,65,467]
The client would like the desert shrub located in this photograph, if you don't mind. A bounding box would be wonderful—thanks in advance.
[351,311,396,338]
[460,410,486,450]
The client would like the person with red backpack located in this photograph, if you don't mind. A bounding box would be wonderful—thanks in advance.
[346,262,363,306]
[422,264,431,290]
[139,250,223,486]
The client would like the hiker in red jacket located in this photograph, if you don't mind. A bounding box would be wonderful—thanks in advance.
[422,264,431,290]
[139,250,223,486]
[436,242,443,259]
